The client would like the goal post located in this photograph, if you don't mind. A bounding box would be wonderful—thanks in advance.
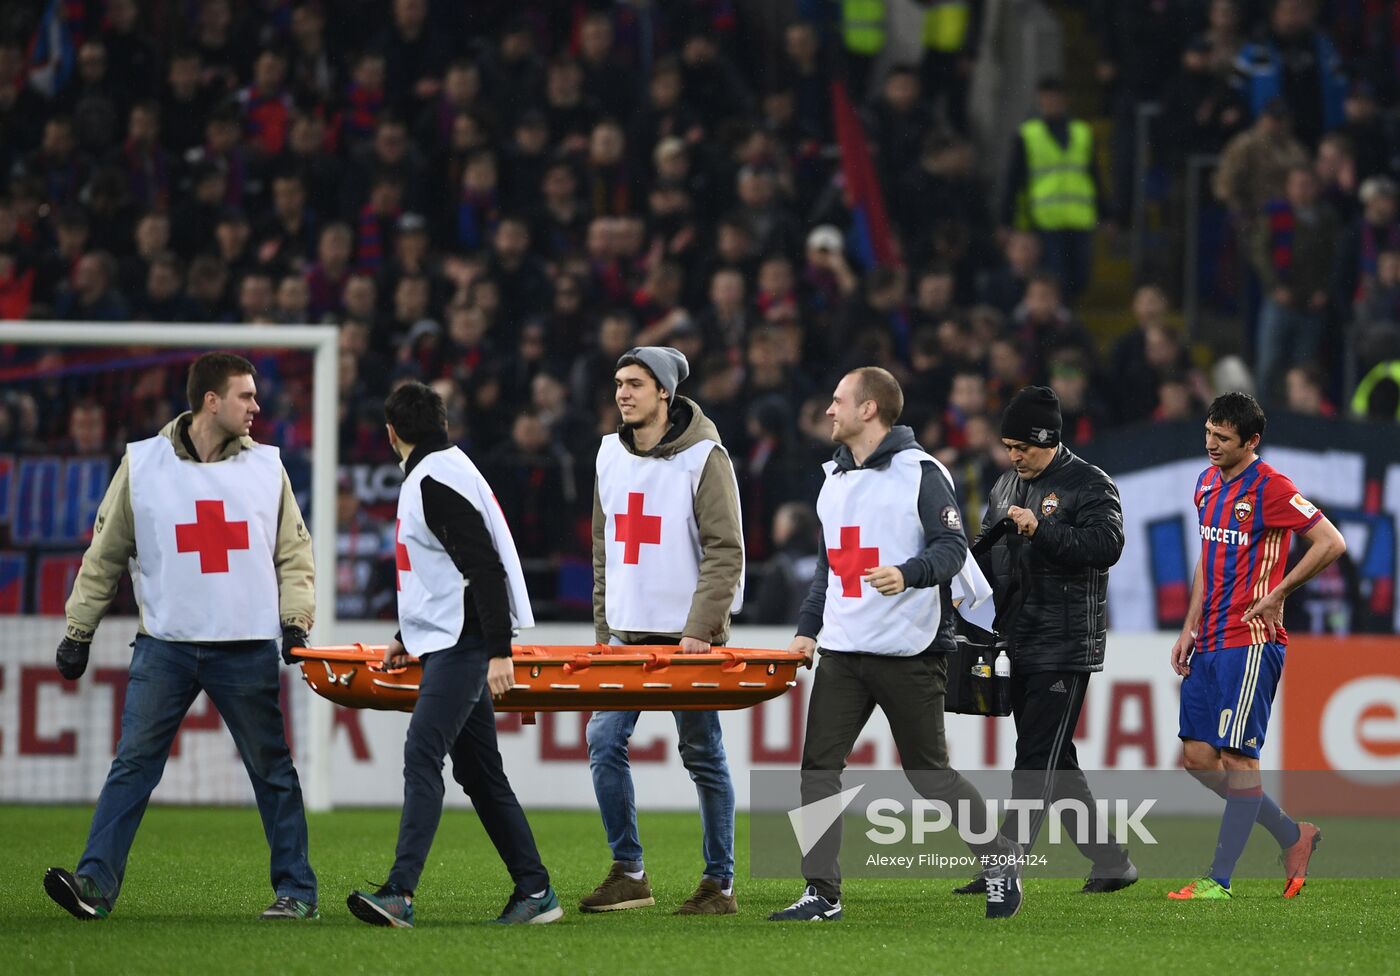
[0,321,340,811]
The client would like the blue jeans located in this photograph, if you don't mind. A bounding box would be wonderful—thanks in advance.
[77,635,316,904]
[586,708,735,882]
[1255,298,1323,403]
[388,639,549,895]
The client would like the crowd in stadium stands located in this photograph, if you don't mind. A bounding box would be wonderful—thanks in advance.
[1,0,1397,620]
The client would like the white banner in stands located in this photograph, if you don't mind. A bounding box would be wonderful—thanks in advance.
[0,618,1293,808]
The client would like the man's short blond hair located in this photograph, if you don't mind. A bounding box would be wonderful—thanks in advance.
[848,366,903,427]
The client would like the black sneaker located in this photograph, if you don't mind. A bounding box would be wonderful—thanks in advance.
[1082,859,1139,894]
[984,842,1024,919]
[44,868,111,921]
[260,895,320,919]
[952,875,986,895]
[767,885,843,922]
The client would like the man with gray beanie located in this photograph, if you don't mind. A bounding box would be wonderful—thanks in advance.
[953,385,1138,895]
[581,346,745,916]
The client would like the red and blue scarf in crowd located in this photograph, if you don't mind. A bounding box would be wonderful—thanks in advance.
[123,139,171,210]
[356,205,398,273]
[1263,199,1296,280]
[341,82,384,145]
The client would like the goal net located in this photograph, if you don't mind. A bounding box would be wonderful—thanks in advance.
[0,322,339,810]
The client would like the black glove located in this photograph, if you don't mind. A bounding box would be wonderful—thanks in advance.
[56,637,91,681]
[281,625,308,666]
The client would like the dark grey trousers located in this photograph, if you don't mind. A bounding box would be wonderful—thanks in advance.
[799,649,1004,901]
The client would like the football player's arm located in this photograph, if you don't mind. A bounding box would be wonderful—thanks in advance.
[1171,558,1204,676]
[1242,484,1344,639]
[1265,517,1347,602]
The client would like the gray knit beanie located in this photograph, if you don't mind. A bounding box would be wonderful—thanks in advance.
[618,346,690,401]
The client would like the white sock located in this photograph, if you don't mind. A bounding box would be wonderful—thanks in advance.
[721,884,733,896]
[624,870,645,880]
[529,889,547,899]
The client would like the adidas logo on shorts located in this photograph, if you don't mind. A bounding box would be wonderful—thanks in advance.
[1244,737,1258,748]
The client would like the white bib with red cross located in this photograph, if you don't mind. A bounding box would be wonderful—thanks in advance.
[127,435,283,642]
[596,433,744,635]
[816,448,946,656]
[396,446,535,655]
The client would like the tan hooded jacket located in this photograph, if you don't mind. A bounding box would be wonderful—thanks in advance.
[592,396,743,645]
[63,411,315,641]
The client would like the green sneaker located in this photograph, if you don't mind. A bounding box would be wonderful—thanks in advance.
[348,884,414,928]
[494,887,564,925]
[260,896,320,920]
[44,867,111,920]
[1167,878,1232,900]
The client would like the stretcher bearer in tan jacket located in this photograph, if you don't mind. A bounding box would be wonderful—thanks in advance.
[581,346,745,916]
[44,352,320,923]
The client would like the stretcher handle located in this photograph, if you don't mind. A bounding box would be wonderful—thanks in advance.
[292,644,807,666]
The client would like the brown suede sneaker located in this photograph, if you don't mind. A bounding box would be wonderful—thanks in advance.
[674,877,737,916]
[578,862,656,913]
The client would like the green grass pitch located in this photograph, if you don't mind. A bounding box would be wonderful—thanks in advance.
[2,806,1395,975]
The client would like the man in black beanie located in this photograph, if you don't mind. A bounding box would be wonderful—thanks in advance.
[953,385,1139,894]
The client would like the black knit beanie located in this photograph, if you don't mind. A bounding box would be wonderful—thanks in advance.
[1001,386,1063,447]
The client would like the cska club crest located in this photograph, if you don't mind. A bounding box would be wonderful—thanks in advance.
[1041,492,1060,517]
[1233,498,1253,523]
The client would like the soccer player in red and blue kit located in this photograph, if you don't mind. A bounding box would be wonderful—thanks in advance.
[1167,394,1347,901]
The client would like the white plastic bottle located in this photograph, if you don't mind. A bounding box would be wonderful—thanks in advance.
[993,649,1011,714]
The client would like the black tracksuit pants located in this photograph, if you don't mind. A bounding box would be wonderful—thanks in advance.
[1006,670,1128,870]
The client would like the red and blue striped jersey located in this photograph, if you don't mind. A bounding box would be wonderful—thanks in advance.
[1194,458,1322,651]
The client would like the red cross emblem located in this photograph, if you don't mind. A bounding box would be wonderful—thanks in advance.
[614,491,662,565]
[174,499,250,574]
[827,525,879,598]
[395,520,412,590]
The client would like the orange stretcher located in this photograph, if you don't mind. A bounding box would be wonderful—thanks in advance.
[291,644,807,721]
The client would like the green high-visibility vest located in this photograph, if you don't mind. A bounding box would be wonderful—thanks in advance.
[842,0,886,55]
[1351,360,1400,418]
[1019,118,1098,231]
[922,0,970,53]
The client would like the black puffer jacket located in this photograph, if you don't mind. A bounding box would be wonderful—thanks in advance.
[974,446,1124,674]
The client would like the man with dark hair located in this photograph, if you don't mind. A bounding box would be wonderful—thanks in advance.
[770,366,1023,922]
[46,352,318,922]
[1250,165,1340,402]
[348,382,560,928]
[583,346,744,916]
[1167,392,1346,901]
[953,385,1136,896]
